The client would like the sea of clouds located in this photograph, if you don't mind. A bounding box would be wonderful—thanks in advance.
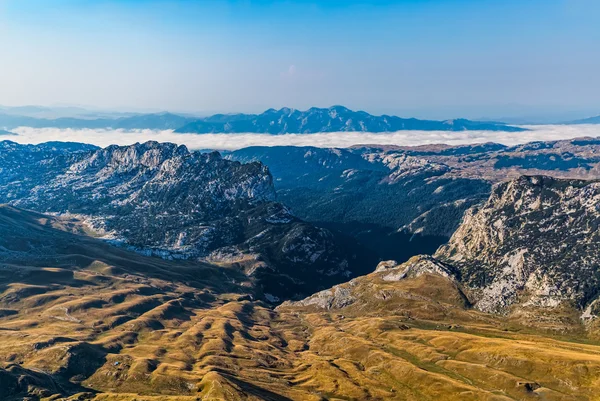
[6,124,600,150]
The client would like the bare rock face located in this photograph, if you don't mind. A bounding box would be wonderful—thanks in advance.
[0,140,97,201]
[377,153,451,183]
[283,255,462,311]
[374,260,399,272]
[379,255,458,282]
[284,174,600,329]
[12,141,277,257]
[436,175,600,315]
[286,285,358,310]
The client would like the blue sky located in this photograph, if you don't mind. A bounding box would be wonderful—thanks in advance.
[0,0,598,119]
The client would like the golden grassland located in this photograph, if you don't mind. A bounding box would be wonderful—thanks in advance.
[1,206,600,400]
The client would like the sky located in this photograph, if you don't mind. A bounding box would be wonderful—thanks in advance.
[0,0,599,120]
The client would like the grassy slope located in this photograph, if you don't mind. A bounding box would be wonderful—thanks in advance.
[1,206,600,400]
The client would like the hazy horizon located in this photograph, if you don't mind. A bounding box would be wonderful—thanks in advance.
[0,102,598,124]
[1,0,599,121]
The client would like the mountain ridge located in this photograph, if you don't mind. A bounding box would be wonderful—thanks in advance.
[0,106,525,133]
[4,141,600,399]
[0,111,196,131]
[0,140,376,300]
[564,114,600,124]
[176,105,526,134]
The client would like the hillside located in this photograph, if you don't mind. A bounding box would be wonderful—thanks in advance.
[0,205,251,400]
[0,141,376,300]
[436,175,600,318]
[2,206,600,400]
[228,138,600,263]
[279,255,600,400]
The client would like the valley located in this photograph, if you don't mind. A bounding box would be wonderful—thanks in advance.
[228,138,600,263]
[2,206,600,400]
[2,138,600,400]
[4,1,600,399]
[0,141,378,301]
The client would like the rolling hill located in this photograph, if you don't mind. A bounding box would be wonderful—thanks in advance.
[2,205,600,400]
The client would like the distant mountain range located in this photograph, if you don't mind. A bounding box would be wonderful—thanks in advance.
[0,106,526,133]
[0,111,195,130]
[565,115,600,124]
[174,106,526,133]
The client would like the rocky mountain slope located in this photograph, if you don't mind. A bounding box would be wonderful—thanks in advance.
[229,145,491,237]
[175,105,524,134]
[279,254,600,400]
[0,141,375,300]
[0,141,99,201]
[283,173,600,331]
[2,206,600,400]
[436,175,600,317]
[229,146,490,251]
[278,172,600,328]
[229,138,600,263]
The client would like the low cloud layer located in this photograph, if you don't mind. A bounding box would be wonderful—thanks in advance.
[7,124,600,151]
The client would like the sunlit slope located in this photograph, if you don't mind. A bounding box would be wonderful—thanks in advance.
[1,206,600,400]
[277,256,600,401]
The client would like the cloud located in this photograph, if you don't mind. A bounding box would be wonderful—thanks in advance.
[280,64,297,78]
[7,124,600,151]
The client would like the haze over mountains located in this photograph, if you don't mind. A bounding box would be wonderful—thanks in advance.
[4,105,600,156]
[3,0,600,397]
[567,115,600,125]
[0,105,528,133]
[2,107,600,400]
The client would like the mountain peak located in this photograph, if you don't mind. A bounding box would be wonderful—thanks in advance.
[328,105,351,112]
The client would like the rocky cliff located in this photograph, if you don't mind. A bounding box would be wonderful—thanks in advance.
[436,175,600,317]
